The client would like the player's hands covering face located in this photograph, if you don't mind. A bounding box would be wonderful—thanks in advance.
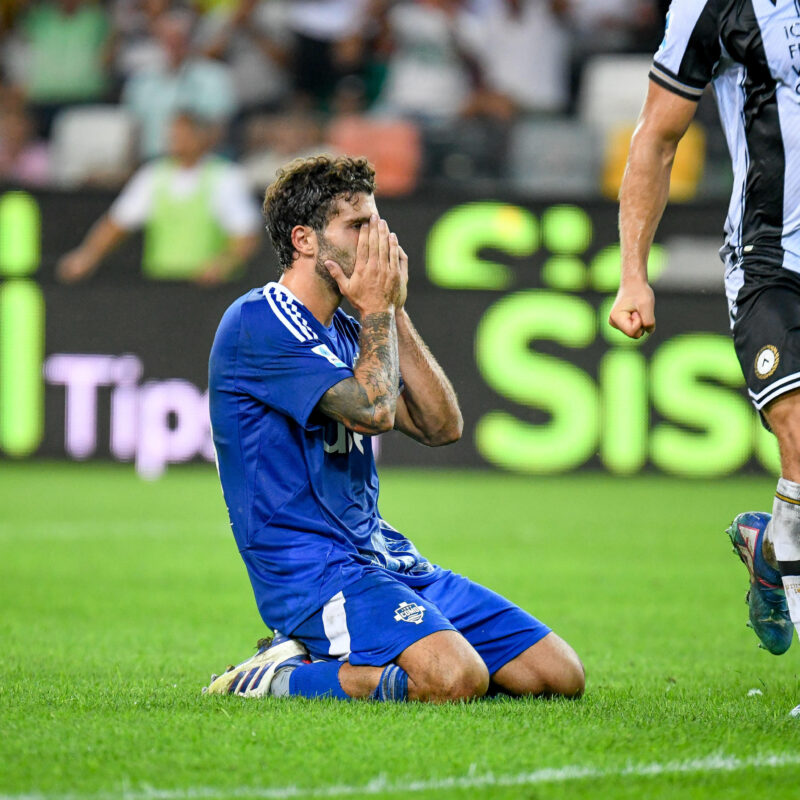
[325,215,406,316]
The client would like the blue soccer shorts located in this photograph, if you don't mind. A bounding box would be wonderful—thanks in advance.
[290,567,551,675]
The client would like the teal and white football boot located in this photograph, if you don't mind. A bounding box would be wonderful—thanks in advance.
[726,511,793,656]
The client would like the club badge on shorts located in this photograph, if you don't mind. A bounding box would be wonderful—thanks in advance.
[755,345,779,380]
[394,601,425,624]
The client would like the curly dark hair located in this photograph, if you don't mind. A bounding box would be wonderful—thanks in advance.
[263,155,377,272]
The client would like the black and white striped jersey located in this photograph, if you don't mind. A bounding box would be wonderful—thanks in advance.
[652,0,800,302]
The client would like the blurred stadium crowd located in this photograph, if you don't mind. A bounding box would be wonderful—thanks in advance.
[0,0,703,198]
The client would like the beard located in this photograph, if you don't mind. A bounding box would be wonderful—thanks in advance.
[315,233,355,294]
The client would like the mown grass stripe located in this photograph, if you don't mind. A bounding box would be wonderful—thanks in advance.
[5,752,800,800]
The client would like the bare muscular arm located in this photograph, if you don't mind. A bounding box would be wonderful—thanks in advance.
[609,81,699,339]
[56,215,128,283]
[393,304,462,446]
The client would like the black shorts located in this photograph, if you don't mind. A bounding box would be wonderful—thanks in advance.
[732,265,800,412]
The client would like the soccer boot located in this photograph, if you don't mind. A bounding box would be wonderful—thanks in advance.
[203,633,309,697]
[726,511,793,655]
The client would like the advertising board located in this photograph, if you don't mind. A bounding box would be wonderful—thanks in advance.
[0,188,776,476]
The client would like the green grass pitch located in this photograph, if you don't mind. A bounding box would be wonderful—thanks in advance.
[2,462,800,800]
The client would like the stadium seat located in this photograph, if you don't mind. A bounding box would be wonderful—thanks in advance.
[326,116,422,196]
[50,106,137,187]
[506,117,599,197]
[577,54,654,137]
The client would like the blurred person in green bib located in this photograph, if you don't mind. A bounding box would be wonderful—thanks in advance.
[57,111,261,285]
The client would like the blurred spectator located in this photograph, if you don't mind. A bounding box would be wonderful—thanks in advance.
[0,80,25,116]
[109,0,174,84]
[373,0,471,125]
[402,0,570,184]
[121,10,237,159]
[286,0,372,108]
[0,105,50,187]
[194,0,291,121]
[57,111,261,284]
[566,0,659,52]
[564,0,660,106]
[0,0,675,194]
[191,0,239,11]
[329,73,371,116]
[457,0,570,119]
[1,13,27,93]
[241,110,328,189]
[0,0,27,34]
[12,0,112,136]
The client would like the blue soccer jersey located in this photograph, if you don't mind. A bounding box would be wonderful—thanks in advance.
[208,282,437,634]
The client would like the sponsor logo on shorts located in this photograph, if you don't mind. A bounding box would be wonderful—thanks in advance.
[755,345,779,380]
[394,601,425,625]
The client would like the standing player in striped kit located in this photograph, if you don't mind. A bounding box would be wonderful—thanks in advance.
[609,0,800,715]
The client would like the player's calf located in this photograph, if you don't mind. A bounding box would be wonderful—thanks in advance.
[407,656,490,703]
[491,632,585,698]
[763,394,800,648]
[538,656,585,699]
[397,630,490,703]
[203,630,491,703]
[769,483,800,638]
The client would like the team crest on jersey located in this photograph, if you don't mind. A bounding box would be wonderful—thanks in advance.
[755,345,779,380]
[394,601,425,625]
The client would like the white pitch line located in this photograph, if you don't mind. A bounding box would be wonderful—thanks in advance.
[3,752,800,800]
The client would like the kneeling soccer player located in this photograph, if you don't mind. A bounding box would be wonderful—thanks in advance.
[204,155,585,702]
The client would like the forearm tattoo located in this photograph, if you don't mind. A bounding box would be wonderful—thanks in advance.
[319,312,399,434]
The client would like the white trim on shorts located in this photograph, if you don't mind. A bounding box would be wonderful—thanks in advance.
[322,591,351,661]
[749,371,800,410]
